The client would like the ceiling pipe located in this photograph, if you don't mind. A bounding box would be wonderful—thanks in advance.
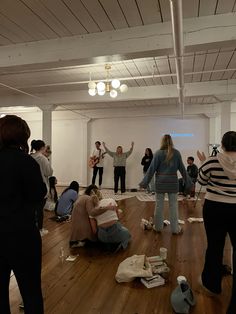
[169,0,184,117]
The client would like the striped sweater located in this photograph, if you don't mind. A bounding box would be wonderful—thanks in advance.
[198,152,236,203]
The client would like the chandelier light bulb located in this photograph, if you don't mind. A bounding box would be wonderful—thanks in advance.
[88,88,97,96]
[88,81,96,89]
[88,66,128,97]
[111,79,120,89]
[98,89,106,96]
[97,81,105,92]
[110,89,118,98]
[120,84,128,93]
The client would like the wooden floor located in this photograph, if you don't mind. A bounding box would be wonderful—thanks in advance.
[10,193,232,314]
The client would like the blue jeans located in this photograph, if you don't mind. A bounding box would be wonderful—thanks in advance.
[98,222,131,249]
[154,193,179,233]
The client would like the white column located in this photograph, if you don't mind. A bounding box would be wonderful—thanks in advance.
[81,118,91,187]
[221,101,231,137]
[39,104,56,155]
[205,112,221,154]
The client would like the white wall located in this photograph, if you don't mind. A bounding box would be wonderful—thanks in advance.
[11,111,209,189]
[231,113,236,130]
[12,110,84,186]
[89,116,209,189]
[52,117,84,185]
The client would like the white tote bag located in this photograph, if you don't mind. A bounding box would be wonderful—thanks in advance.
[115,255,153,283]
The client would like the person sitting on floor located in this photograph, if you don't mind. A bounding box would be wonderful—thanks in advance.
[55,181,79,220]
[70,184,117,248]
[179,156,198,197]
[90,191,131,252]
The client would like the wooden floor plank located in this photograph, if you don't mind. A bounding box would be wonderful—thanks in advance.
[10,194,232,314]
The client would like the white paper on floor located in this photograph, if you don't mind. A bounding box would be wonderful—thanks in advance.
[187,217,203,223]
[79,189,201,202]
[66,255,79,262]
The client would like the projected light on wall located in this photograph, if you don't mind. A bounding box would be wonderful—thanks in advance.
[168,133,194,138]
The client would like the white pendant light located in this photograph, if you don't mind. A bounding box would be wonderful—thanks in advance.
[88,89,97,96]
[111,79,120,89]
[98,89,106,96]
[120,84,128,93]
[88,81,96,89]
[88,65,128,98]
[110,89,118,98]
[97,81,105,92]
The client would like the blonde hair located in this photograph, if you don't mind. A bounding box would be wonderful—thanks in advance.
[91,195,99,206]
[160,134,174,163]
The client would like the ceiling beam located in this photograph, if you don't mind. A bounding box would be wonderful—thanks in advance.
[67,103,221,119]
[0,80,236,108]
[0,13,235,70]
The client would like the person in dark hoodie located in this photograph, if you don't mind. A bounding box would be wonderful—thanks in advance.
[0,115,46,314]
[141,148,155,194]
[197,131,236,314]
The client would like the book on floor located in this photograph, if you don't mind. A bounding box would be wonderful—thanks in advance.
[141,274,165,288]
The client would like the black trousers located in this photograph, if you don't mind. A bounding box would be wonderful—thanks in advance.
[92,166,103,186]
[0,229,44,314]
[35,198,46,230]
[114,166,126,193]
[202,199,236,314]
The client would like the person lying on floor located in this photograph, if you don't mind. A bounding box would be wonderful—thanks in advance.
[89,191,131,252]
[69,185,117,248]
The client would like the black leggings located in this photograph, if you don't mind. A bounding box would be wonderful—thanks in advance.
[202,199,236,314]
[35,198,46,230]
[114,166,126,193]
[0,229,43,314]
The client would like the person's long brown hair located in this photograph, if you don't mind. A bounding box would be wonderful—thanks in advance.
[160,134,174,163]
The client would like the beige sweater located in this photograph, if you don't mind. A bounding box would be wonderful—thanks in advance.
[70,194,108,242]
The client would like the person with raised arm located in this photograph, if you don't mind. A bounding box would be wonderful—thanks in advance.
[197,131,236,314]
[102,141,134,194]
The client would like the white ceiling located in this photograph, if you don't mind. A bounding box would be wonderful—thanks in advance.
[0,0,236,118]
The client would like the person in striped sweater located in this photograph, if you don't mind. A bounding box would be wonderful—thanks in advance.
[198,131,236,314]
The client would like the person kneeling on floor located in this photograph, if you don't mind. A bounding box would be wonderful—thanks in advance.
[90,191,131,253]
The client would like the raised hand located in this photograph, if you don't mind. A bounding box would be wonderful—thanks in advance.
[197,150,207,162]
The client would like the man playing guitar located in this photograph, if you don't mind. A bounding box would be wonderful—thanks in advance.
[90,141,105,189]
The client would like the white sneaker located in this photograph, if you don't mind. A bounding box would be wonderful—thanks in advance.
[40,228,49,236]
[70,241,85,248]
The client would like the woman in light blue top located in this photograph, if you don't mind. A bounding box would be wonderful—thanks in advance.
[140,134,192,234]
[55,181,79,217]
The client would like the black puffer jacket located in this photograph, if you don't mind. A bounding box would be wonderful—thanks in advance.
[0,147,47,232]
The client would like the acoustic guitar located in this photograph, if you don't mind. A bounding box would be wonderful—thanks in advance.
[88,152,106,168]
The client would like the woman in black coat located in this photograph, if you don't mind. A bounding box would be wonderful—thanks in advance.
[0,115,47,314]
